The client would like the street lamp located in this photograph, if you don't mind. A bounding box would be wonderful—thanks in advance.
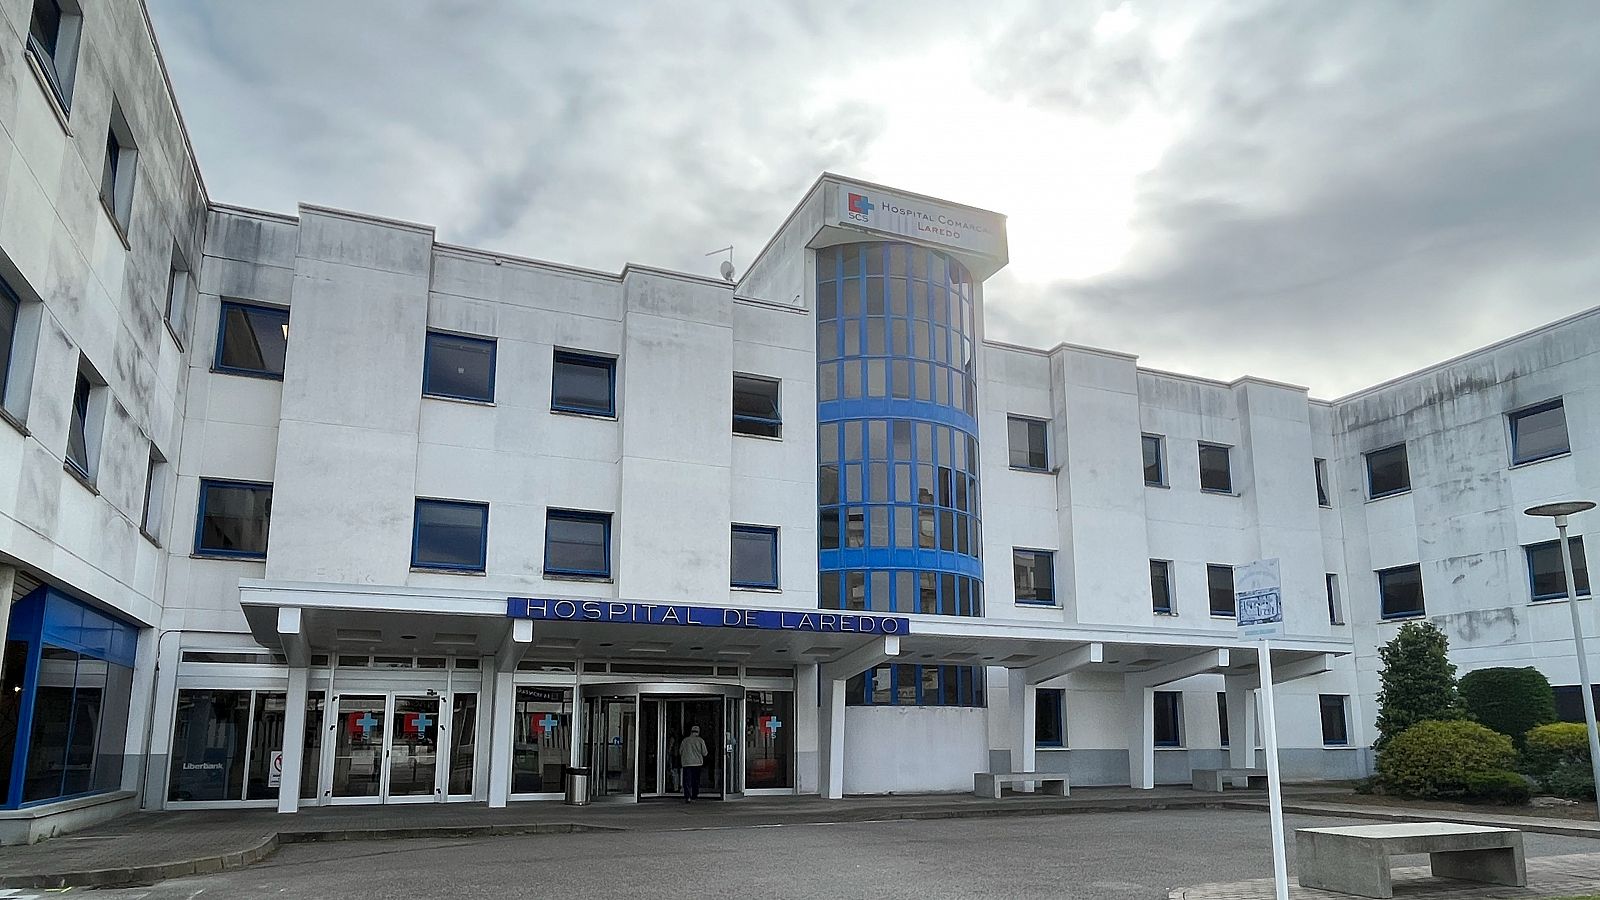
[1524,500,1600,819]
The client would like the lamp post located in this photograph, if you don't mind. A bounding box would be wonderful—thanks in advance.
[1524,500,1599,819]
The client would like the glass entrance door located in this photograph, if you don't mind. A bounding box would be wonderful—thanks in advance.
[331,695,385,799]
[329,693,443,803]
[586,695,636,799]
[641,696,724,800]
[386,696,440,801]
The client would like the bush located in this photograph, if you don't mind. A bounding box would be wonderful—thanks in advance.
[1459,667,1556,749]
[1462,770,1532,805]
[1374,622,1466,751]
[1524,722,1595,799]
[1376,720,1515,799]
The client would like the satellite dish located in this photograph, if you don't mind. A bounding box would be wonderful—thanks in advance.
[719,260,736,282]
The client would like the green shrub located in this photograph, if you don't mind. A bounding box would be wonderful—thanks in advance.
[1462,770,1532,805]
[1524,722,1595,799]
[1376,720,1515,799]
[1459,667,1556,748]
[1374,622,1466,751]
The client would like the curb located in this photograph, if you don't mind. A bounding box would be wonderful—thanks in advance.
[0,823,621,890]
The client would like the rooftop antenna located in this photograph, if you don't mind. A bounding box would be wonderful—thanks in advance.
[706,245,735,282]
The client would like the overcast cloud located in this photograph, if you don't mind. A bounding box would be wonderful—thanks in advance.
[146,0,1600,397]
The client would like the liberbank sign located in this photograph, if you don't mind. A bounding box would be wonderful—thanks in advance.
[833,182,1006,260]
[507,597,910,635]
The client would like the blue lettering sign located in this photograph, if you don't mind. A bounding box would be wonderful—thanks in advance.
[506,598,910,635]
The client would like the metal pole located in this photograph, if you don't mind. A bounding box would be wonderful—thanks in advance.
[1258,638,1290,900]
[1554,516,1600,820]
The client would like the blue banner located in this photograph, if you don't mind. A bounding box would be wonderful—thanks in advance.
[507,598,910,635]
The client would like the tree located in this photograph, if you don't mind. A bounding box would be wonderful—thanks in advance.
[1374,620,1465,751]
[1459,666,1557,749]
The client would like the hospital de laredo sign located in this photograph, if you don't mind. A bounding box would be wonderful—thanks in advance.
[507,597,910,635]
[833,181,1006,260]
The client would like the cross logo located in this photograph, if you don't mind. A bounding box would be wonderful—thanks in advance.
[403,711,433,734]
[759,715,782,736]
[354,712,379,736]
[848,193,874,217]
[531,713,559,737]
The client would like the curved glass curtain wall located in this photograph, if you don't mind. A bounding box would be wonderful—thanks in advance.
[816,242,985,707]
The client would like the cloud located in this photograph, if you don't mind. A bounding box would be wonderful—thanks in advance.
[146,0,1600,396]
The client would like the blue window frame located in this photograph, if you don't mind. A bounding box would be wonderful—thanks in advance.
[1142,434,1165,486]
[1509,399,1569,465]
[1207,564,1235,617]
[1154,690,1183,747]
[544,509,611,578]
[412,498,489,572]
[1013,548,1055,606]
[1036,688,1065,747]
[1377,563,1425,619]
[64,371,93,478]
[422,332,496,402]
[1151,559,1174,614]
[1320,695,1350,746]
[1199,442,1233,493]
[194,478,273,559]
[731,525,779,588]
[213,301,289,379]
[551,350,615,417]
[732,373,781,438]
[1008,416,1048,471]
[1217,692,1230,747]
[0,275,20,405]
[1365,443,1410,499]
[846,663,987,708]
[1526,537,1589,601]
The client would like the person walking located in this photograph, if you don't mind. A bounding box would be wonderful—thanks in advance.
[678,724,709,803]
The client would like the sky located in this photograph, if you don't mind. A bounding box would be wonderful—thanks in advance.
[145,1,1600,398]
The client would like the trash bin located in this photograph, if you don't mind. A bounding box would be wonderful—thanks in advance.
[563,766,592,806]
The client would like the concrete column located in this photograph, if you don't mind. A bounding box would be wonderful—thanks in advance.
[277,665,309,813]
[487,663,516,808]
[1007,669,1037,780]
[476,654,495,801]
[818,677,846,800]
[1125,682,1154,789]
[794,664,820,794]
[142,629,183,809]
[0,566,14,682]
[1224,676,1257,770]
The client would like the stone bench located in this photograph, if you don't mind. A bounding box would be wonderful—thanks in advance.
[1295,822,1525,898]
[1190,767,1268,791]
[973,772,1069,799]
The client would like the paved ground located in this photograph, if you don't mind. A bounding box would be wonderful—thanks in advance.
[1174,853,1600,899]
[23,810,1600,900]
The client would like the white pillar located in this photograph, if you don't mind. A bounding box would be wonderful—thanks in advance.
[1007,669,1036,783]
[1125,682,1154,789]
[818,677,846,800]
[794,663,820,794]
[488,663,516,808]
[0,566,14,681]
[1224,675,1257,770]
[277,665,309,813]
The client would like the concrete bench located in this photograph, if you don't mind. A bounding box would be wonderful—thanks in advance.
[973,772,1069,799]
[1295,822,1525,898]
[1190,767,1268,791]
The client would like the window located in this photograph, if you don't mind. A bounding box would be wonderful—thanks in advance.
[1319,695,1350,746]
[1142,434,1165,486]
[422,332,496,402]
[195,479,273,558]
[1509,399,1569,465]
[1314,458,1330,507]
[1377,564,1425,619]
[412,499,489,572]
[844,663,986,708]
[214,301,290,378]
[551,350,615,416]
[1326,573,1343,625]
[1198,443,1232,493]
[1217,692,1229,747]
[1365,443,1410,499]
[1526,538,1589,602]
[64,367,102,481]
[1012,549,1056,606]
[732,374,781,438]
[731,525,779,589]
[140,447,168,541]
[1555,685,1600,724]
[0,278,19,409]
[1207,564,1235,617]
[544,509,611,578]
[1007,416,1047,471]
[1154,691,1182,747]
[1036,689,1065,748]
[164,250,193,348]
[99,101,137,234]
[1150,560,1174,614]
[26,0,81,110]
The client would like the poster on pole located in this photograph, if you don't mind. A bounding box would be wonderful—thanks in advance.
[1236,558,1284,639]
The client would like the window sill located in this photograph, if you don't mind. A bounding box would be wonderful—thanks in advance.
[1209,613,1237,620]
[211,366,285,382]
[545,572,614,583]
[140,529,162,549]
[1530,594,1592,605]
[1015,601,1060,609]
[1154,745,1186,751]
[733,431,784,442]
[0,406,29,437]
[423,393,496,407]
[1318,503,1333,510]
[1510,450,1571,470]
[550,407,617,422]
[1379,613,1426,623]
[1145,481,1169,489]
[1153,610,1177,617]
[63,461,98,495]
[1037,745,1067,751]
[191,552,268,562]
[99,195,132,251]
[163,317,187,352]
[411,566,487,576]
[1009,465,1052,475]
[732,585,783,593]
[1366,489,1412,503]
[1200,488,1238,497]
[23,48,73,134]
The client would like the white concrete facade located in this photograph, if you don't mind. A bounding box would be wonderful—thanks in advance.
[2,0,1597,829]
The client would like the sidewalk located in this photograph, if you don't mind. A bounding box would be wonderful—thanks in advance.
[1171,851,1600,899]
[2,786,1596,890]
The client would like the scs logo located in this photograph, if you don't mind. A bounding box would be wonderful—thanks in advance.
[846,192,874,221]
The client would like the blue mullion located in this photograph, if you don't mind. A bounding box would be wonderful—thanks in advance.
[5,633,44,808]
